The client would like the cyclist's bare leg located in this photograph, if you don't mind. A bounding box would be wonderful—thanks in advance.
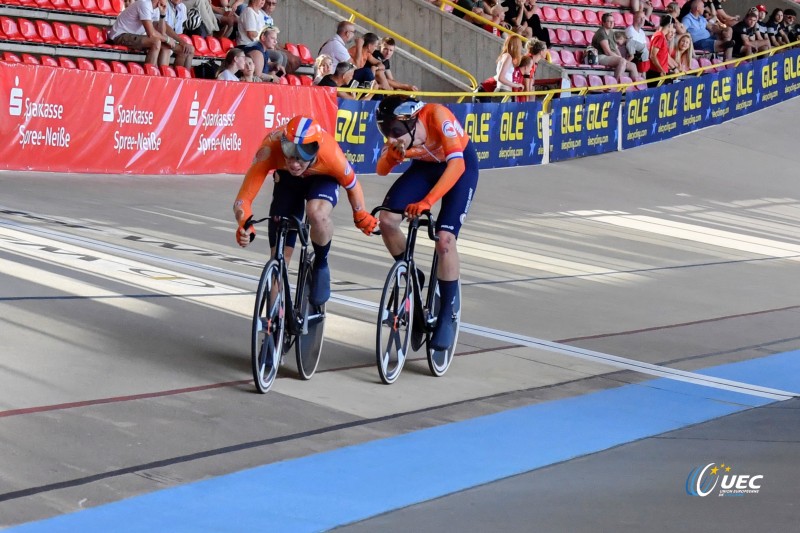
[305,199,334,246]
[435,230,459,281]
[378,211,406,257]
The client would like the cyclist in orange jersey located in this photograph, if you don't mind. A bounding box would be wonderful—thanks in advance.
[374,96,479,350]
[234,116,378,306]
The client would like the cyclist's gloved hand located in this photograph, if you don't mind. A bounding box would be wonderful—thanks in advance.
[385,141,406,165]
[405,199,432,219]
[353,210,378,235]
[236,215,255,247]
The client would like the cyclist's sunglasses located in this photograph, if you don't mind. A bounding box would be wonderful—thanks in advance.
[280,138,318,162]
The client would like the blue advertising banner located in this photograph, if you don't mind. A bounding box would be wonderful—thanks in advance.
[780,48,800,100]
[707,69,735,126]
[621,90,656,149]
[676,76,707,135]
[754,56,783,111]
[549,92,620,162]
[730,62,757,119]
[334,99,544,174]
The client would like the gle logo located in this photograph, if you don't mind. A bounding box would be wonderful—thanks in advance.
[686,463,763,497]
[189,92,200,126]
[102,85,115,122]
[9,76,23,116]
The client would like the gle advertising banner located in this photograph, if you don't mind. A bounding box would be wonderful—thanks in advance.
[622,48,800,149]
[335,98,544,175]
[0,62,338,174]
[549,92,620,162]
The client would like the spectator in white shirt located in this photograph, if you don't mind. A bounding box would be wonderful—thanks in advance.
[237,0,267,48]
[217,47,246,80]
[108,0,172,65]
[160,0,194,68]
[319,21,362,66]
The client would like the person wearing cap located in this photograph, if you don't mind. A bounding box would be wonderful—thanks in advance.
[732,9,771,57]
[233,117,378,307]
[784,9,800,42]
[754,4,769,34]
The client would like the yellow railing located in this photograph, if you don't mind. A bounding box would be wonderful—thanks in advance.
[320,0,478,95]
[435,0,529,43]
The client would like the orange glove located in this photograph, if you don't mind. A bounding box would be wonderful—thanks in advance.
[236,216,255,247]
[405,198,432,218]
[353,210,378,235]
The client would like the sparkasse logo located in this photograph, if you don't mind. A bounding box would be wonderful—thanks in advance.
[686,462,764,497]
[9,76,23,116]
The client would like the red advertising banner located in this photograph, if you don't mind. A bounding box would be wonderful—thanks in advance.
[0,63,338,175]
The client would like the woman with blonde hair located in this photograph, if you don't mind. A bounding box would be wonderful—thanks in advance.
[673,32,694,72]
[313,54,334,84]
[494,34,524,92]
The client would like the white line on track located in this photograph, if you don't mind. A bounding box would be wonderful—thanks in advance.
[1,218,797,401]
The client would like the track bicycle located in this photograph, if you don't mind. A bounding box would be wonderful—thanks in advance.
[371,206,460,384]
[245,215,326,393]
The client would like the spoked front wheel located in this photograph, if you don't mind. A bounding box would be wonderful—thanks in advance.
[376,261,413,384]
[252,260,285,393]
[426,279,460,377]
[295,259,326,380]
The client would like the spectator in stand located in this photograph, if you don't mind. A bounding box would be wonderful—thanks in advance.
[247,26,286,82]
[525,35,547,66]
[349,32,387,88]
[313,54,333,84]
[732,9,770,57]
[160,0,195,69]
[785,9,800,42]
[503,0,532,39]
[494,34,524,93]
[625,11,651,74]
[237,0,267,49]
[317,61,371,100]
[755,4,769,34]
[211,0,240,38]
[592,13,639,80]
[710,0,739,27]
[374,37,420,92]
[108,0,174,65]
[666,2,687,37]
[611,0,654,27]
[320,21,361,66]
[647,15,674,87]
[239,55,261,81]
[516,56,534,102]
[181,0,218,37]
[766,8,790,47]
[682,0,730,58]
[673,32,695,72]
[217,47,245,80]
[516,38,546,101]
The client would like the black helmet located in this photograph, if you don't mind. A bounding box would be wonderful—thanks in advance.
[376,95,424,139]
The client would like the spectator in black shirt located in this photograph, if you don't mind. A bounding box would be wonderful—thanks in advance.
[732,10,770,57]
[372,37,419,92]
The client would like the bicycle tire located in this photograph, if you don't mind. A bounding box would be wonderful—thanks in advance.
[376,260,413,384]
[252,260,285,393]
[295,257,325,380]
[426,279,460,377]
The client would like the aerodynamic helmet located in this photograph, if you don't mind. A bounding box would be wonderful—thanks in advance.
[375,95,424,139]
[281,117,323,161]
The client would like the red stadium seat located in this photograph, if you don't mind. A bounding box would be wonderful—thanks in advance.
[623,12,634,26]
[603,74,618,86]
[50,0,69,10]
[159,65,177,77]
[698,57,713,71]
[110,60,128,73]
[19,18,44,42]
[21,53,40,65]
[1,17,23,41]
[110,0,123,14]
[192,35,211,57]
[76,57,95,70]
[284,42,299,57]
[96,0,118,15]
[620,76,638,91]
[299,75,312,86]
[86,25,110,48]
[650,14,660,27]
[66,0,87,11]
[587,0,602,4]
[296,44,314,65]
[584,29,595,44]
[569,8,586,24]
[549,50,562,65]
[570,29,587,46]
[40,55,59,67]
[548,28,558,44]
[175,65,192,78]
[556,7,572,23]
[556,28,572,45]
[3,52,22,62]
[58,56,77,68]
[650,0,665,8]
[285,74,301,86]
[277,75,288,85]
[127,61,145,75]
[34,0,54,9]
[571,74,588,88]
[541,6,557,22]
[584,10,599,26]
[612,12,624,26]
[35,20,59,44]
[81,0,103,14]
[219,36,234,53]
[93,58,112,72]
[206,36,224,57]
[587,74,605,88]
[689,58,700,70]
[144,63,160,76]
[52,22,76,44]
[70,24,92,46]
[559,49,578,67]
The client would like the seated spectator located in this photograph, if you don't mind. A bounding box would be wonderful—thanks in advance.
[625,11,651,73]
[217,47,245,80]
[108,0,172,65]
[237,0,267,48]
[494,34,524,93]
[319,21,360,66]
[711,0,739,27]
[647,15,674,87]
[349,32,387,88]
[374,37,419,92]
[246,26,287,82]
[210,0,241,38]
[239,55,261,81]
[765,8,790,47]
[609,0,654,27]
[313,54,333,84]
[666,2,687,37]
[317,61,368,100]
[673,32,695,72]
[592,12,639,80]
[503,0,532,39]
[732,9,770,57]
[182,0,220,37]
[755,4,769,34]
[785,9,800,42]
[682,0,730,58]
[614,31,631,60]
[160,0,195,69]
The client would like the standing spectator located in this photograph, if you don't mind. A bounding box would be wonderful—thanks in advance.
[313,54,333,84]
[160,0,195,68]
[494,34,524,93]
[732,9,771,57]
[625,11,651,73]
[247,26,287,82]
[592,13,639,80]
[108,0,172,65]
[766,8,790,47]
[673,33,694,72]
[237,0,266,48]
[374,37,419,92]
[217,47,245,80]
[647,15,674,87]
[515,56,534,102]
[517,38,546,102]
[239,55,261,81]
[319,21,361,66]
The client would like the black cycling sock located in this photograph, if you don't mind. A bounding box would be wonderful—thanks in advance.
[437,279,459,320]
[312,240,330,268]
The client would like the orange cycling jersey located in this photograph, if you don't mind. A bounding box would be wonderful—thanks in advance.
[235,127,357,221]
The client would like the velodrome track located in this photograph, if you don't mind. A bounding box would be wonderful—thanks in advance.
[1,97,799,532]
